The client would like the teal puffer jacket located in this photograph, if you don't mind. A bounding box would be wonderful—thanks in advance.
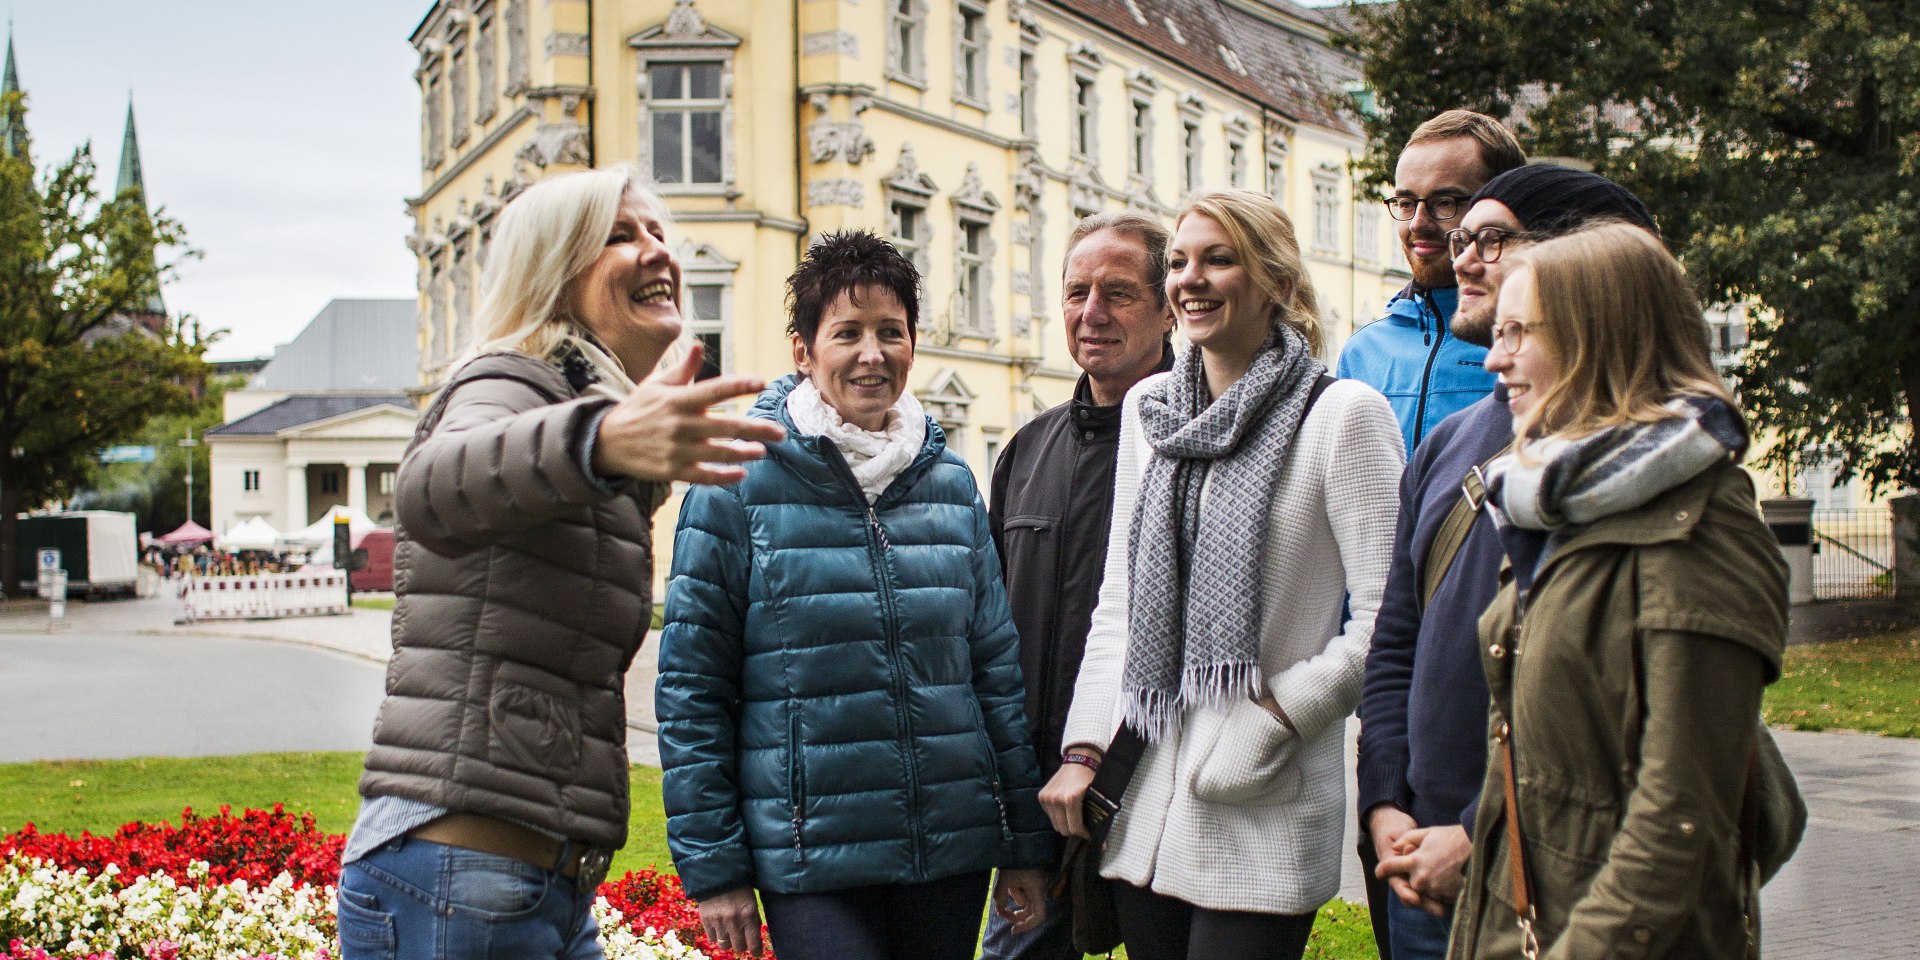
[657,375,1054,901]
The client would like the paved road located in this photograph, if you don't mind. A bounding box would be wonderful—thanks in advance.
[0,631,384,762]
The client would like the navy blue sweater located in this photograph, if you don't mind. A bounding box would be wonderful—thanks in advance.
[1357,389,1512,832]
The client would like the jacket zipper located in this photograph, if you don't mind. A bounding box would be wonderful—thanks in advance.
[1412,289,1447,449]
[789,709,806,862]
[821,440,925,877]
[969,697,1016,842]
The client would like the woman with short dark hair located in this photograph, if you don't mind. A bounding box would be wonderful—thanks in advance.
[658,230,1054,960]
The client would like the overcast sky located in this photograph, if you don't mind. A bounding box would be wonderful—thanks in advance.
[9,1,424,361]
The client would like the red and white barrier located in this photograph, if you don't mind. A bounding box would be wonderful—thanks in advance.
[180,571,348,621]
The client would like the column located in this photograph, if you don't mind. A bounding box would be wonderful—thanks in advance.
[346,461,369,518]
[286,462,308,530]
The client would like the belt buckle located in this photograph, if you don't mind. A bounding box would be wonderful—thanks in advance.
[575,847,612,895]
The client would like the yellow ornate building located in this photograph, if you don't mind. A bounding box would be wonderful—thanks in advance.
[406,0,1403,589]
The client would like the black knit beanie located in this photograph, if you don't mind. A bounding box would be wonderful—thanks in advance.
[1469,164,1658,238]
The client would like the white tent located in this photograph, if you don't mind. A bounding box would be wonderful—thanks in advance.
[216,516,284,552]
[283,505,382,545]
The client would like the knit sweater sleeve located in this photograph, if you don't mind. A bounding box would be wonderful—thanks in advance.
[1264,382,1406,740]
[1060,377,1158,755]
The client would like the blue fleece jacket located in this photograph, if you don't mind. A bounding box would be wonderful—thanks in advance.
[1336,286,1495,455]
[1356,389,1512,833]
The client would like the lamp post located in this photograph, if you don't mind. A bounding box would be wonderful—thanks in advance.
[178,430,200,527]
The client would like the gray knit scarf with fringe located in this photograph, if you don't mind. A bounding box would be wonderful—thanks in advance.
[1488,394,1748,532]
[1123,326,1323,742]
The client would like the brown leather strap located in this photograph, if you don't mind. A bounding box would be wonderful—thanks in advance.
[1498,719,1542,959]
[409,812,581,879]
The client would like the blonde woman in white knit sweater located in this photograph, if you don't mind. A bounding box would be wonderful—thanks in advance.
[1040,189,1403,960]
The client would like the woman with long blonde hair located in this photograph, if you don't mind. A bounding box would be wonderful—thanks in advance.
[338,164,785,960]
[1451,222,1789,959]
[1040,190,1404,960]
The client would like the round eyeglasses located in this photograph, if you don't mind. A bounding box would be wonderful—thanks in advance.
[1383,194,1467,222]
[1494,320,1534,355]
[1447,227,1525,263]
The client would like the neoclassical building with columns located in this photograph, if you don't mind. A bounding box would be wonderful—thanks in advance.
[205,300,419,537]
[406,0,1404,589]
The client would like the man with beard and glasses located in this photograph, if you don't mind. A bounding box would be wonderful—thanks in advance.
[1337,111,1524,456]
[1355,164,1657,960]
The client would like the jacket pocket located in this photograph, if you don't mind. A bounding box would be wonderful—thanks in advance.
[787,709,807,862]
[1187,698,1303,805]
[486,662,582,778]
[966,696,1015,841]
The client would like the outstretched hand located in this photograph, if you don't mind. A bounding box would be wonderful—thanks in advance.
[591,343,787,485]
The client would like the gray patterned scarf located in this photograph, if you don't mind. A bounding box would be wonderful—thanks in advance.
[1488,394,1748,531]
[1123,325,1323,742]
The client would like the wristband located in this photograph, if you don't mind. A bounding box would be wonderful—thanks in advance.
[1060,752,1101,773]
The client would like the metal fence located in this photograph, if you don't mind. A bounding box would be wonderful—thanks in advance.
[1811,508,1895,600]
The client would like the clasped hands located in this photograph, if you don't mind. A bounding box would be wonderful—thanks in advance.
[1367,804,1471,916]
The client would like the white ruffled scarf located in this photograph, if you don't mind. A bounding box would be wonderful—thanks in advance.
[786,379,928,503]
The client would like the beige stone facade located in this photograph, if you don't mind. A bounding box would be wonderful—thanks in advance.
[407,0,1405,594]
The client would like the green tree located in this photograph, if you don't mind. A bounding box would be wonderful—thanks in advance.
[0,93,206,587]
[1338,0,1920,492]
[78,371,240,533]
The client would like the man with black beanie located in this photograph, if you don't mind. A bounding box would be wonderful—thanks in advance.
[1356,166,1658,960]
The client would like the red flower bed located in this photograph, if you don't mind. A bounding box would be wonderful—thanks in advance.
[0,805,343,889]
[599,870,773,960]
[5,808,773,959]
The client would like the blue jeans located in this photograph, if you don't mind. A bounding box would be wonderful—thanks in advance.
[979,876,1078,960]
[336,836,604,960]
[1386,893,1453,960]
[758,869,991,960]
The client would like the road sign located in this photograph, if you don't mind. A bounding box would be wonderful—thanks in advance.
[38,549,59,573]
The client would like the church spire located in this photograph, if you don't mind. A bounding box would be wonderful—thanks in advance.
[1,28,29,163]
[117,97,166,319]
[116,98,145,199]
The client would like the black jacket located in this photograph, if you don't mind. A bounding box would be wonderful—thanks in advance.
[988,352,1170,773]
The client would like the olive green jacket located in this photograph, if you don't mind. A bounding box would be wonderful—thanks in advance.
[1449,461,1788,960]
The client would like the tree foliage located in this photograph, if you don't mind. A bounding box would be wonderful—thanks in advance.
[1337,0,1920,492]
[0,93,207,585]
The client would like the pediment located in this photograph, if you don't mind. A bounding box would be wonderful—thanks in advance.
[280,404,420,440]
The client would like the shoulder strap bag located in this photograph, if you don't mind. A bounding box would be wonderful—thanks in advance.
[1419,439,1514,611]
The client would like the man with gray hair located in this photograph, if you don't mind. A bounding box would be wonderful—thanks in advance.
[1357,165,1659,960]
[984,211,1176,960]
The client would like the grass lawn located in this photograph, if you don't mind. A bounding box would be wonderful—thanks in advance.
[1764,625,1920,737]
[350,597,395,611]
[0,752,1377,958]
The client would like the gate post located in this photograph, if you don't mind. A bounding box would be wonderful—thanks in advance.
[1761,497,1816,605]
[1893,494,1920,608]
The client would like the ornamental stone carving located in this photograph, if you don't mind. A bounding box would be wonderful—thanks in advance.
[515,122,592,176]
[807,178,864,208]
[806,93,875,165]
[664,0,707,38]
[546,32,590,59]
[803,31,858,58]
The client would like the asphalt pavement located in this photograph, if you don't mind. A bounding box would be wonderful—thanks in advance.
[0,631,384,762]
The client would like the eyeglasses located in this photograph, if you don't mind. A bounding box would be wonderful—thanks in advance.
[1383,194,1467,222]
[1447,227,1524,263]
[1494,320,1534,355]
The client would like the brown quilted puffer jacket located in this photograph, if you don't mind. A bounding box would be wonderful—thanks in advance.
[357,351,665,849]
